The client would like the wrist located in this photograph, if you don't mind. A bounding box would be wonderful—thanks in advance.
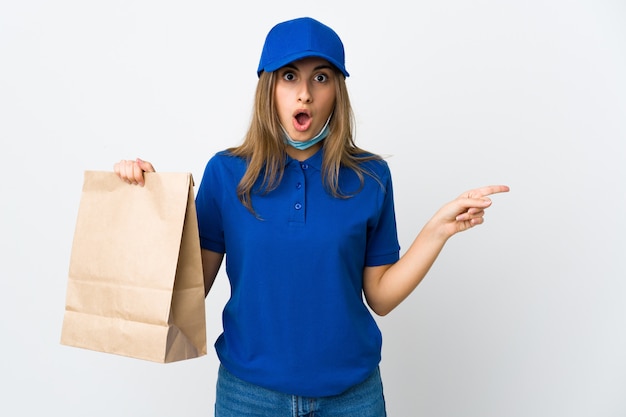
[422,217,452,244]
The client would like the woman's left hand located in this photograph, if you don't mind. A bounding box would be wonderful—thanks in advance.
[431,185,510,239]
[363,184,510,316]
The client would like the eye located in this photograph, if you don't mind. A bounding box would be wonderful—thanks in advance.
[282,71,296,81]
[314,73,329,83]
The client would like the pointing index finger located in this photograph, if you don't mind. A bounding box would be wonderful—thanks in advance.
[467,185,510,199]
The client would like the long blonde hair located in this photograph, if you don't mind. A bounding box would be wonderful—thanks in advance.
[228,69,380,214]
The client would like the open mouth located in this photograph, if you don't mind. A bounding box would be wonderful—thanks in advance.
[293,110,312,132]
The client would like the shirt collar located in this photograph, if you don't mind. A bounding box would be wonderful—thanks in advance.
[285,145,324,171]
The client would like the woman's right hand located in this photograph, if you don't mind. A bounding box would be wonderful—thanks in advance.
[113,158,156,186]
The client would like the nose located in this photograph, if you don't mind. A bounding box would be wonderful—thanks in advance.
[298,83,313,103]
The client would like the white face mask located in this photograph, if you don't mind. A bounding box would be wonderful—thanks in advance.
[281,115,332,151]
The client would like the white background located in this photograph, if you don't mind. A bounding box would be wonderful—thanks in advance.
[1,1,625,416]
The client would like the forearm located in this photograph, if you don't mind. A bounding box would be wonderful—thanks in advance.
[201,249,224,297]
[364,221,449,316]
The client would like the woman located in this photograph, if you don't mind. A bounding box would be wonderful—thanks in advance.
[115,16,508,417]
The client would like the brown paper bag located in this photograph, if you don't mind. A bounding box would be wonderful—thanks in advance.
[61,171,207,363]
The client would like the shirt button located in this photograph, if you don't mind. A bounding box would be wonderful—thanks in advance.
[294,203,302,210]
[296,182,302,189]
[300,163,309,170]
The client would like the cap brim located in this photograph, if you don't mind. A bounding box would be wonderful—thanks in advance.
[258,51,349,77]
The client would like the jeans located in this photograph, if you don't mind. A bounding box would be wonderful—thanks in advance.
[215,364,387,417]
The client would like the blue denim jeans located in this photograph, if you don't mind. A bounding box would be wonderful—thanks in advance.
[215,364,387,417]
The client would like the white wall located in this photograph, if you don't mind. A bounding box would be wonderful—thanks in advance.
[1,1,624,416]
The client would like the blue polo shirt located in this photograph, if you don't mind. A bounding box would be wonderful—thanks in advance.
[195,147,400,397]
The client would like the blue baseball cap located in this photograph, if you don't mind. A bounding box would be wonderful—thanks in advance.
[257,17,349,78]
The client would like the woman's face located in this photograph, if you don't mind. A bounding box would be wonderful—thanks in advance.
[274,57,337,144]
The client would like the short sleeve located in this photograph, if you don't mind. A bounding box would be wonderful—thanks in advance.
[364,162,400,266]
[195,154,226,254]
